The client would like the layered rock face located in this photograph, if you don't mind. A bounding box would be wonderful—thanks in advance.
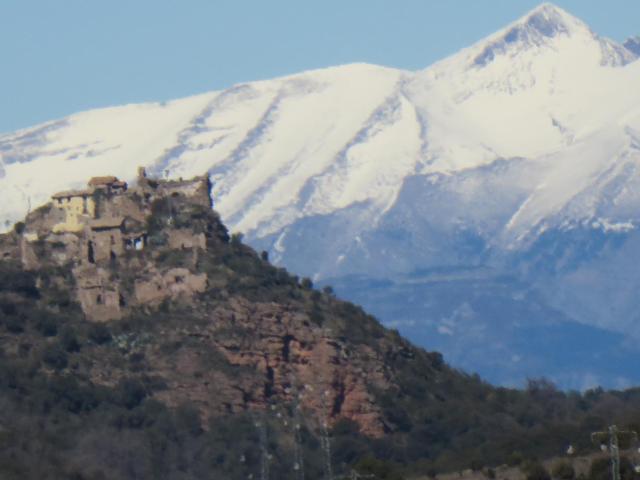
[144,297,392,436]
[7,169,636,477]
[0,170,421,437]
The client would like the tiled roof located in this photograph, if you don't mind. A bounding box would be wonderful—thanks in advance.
[88,176,119,186]
[51,189,91,199]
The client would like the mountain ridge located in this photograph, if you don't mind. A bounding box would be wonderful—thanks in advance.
[1,3,640,386]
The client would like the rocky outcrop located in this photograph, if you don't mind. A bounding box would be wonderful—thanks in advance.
[134,267,208,305]
[213,299,389,436]
[168,229,207,251]
[141,297,390,437]
[0,169,403,438]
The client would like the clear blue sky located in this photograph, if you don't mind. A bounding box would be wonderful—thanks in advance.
[0,0,638,134]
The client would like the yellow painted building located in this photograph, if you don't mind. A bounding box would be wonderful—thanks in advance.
[52,190,96,233]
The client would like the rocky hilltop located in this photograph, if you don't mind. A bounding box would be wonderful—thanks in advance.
[0,169,413,437]
[2,4,640,388]
[2,171,640,479]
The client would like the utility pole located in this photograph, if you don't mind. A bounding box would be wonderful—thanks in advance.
[252,412,270,480]
[320,390,334,480]
[591,425,638,480]
[292,389,306,480]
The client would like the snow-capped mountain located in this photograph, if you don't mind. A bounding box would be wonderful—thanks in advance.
[625,36,640,56]
[2,3,640,387]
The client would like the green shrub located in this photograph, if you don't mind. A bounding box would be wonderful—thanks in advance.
[524,462,551,480]
[552,461,576,480]
[42,343,68,370]
[589,456,636,480]
[322,285,335,296]
[116,378,147,409]
[175,403,203,436]
[4,315,24,334]
[35,316,58,337]
[508,451,525,466]
[355,456,404,480]
[60,327,81,352]
[88,323,111,345]
[230,232,243,247]
[13,222,25,234]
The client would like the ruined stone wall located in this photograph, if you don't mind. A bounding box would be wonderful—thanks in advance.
[0,232,20,262]
[24,205,65,237]
[46,233,83,265]
[20,236,40,270]
[100,194,147,223]
[135,267,208,305]
[9,171,215,321]
[168,229,206,251]
[157,176,211,208]
[77,287,122,322]
[74,266,122,322]
[88,229,124,264]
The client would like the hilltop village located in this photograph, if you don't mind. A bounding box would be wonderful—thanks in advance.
[0,167,399,441]
[1,168,213,321]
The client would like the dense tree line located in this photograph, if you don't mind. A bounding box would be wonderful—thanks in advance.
[3,204,640,479]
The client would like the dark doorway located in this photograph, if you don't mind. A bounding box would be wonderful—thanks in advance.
[88,241,95,264]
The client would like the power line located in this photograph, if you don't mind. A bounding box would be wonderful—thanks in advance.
[591,425,638,480]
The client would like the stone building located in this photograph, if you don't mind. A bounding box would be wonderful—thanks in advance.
[87,217,125,263]
[16,169,213,321]
[88,176,128,195]
[137,167,212,209]
[51,176,129,234]
[74,265,123,322]
[51,189,95,233]
[168,229,207,251]
[134,267,208,305]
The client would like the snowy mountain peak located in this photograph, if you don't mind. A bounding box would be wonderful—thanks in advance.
[0,3,639,245]
[519,2,585,36]
[471,2,633,68]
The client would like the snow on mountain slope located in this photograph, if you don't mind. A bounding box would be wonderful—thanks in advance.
[625,36,640,56]
[0,64,413,236]
[1,3,638,243]
[3,3,640,386]
[0,92,217,227]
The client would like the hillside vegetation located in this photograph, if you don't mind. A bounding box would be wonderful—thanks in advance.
[1,193,640,480]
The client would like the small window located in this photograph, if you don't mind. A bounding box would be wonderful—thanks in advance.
[96,294,103,305]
